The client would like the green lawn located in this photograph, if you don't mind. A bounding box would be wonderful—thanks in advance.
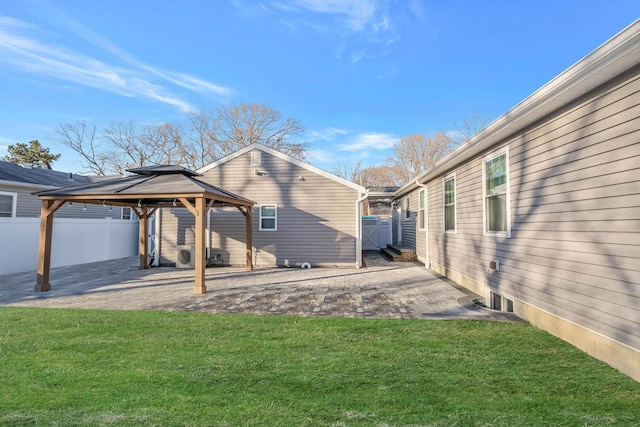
[1,307,638,426]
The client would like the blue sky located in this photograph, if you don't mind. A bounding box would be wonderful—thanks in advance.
[1,1,638,174]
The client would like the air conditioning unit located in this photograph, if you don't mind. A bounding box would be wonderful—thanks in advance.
[176,245,195,268]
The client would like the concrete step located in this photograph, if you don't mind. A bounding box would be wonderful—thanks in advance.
[384,244,416,261]
[381,247,403,261]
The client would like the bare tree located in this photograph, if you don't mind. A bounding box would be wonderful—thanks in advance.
[360,165,403,187]
[386,132,452,184]
[54,120,109,175]
[139,123,186,167]
[184,109,225,169]
[210,103,307,160]
[454,112,492,144]
[55,103,307,174]
[332,160,363,184]
[102,121,159,174]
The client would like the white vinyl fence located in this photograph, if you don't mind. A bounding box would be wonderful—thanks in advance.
[0,218,139,275]
[362,216,393,250]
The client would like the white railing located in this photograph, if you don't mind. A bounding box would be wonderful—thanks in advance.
[0,218,139,275]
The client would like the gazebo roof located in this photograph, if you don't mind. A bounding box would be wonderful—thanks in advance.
[35,165,254,208]
[33,165,255,295]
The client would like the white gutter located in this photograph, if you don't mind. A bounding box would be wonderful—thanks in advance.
[355,191,369,268]
[415,180,429,270]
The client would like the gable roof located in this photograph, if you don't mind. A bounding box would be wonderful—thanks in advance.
[0,161,97,189]
[197,143,367,193]
[395,18,640,198]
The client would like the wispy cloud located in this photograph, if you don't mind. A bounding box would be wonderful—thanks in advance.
[307,149,333,163]
[306,127,350,142]
[338,132,397,151]
[0,15,233,113]
[235,0,424,62]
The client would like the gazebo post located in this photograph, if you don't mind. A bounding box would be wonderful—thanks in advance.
[194,196,207,294]
[245,206,253,271]
[137,206,149,269]
[35,199,64,292]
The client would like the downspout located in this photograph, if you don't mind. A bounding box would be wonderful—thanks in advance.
[355,191,369,268]
[415,180,429,270]
[153,208,161,266]
[207,208,211,261]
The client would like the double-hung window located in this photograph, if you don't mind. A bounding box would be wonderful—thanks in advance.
[260,204,277,231]
[418,189,426,230]
[483,148,510,236]
[443,175,456,232]
[0,192,17,217]
[122,207,133,220]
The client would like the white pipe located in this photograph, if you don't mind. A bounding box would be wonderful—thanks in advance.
[355,191,369,268]
[153,208,161,266]
[206,208,211,260]
[415,180,429,270]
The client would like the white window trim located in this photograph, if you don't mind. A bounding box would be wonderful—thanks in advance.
[121,206,135,220]
[418,189,426,231]
[443,173,456,233]
[0,191,17,218]
[404,196,411,220]
[259,203,277,231]
[482,146,511,238]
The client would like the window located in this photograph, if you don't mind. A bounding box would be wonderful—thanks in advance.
[251,150,262,166]
[121,207,133,220]
[483,148,510,236]
[404,196,410,220]
[490,291,514,313]
[443,175,456,232]
[0,192,16,217]
[260,204,277,230]
[418,189,426,230]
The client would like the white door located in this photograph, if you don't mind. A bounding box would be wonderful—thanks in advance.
[147,213,156,261]
[378,217,392,248]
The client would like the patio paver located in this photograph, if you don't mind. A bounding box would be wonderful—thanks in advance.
[0,251,520,321]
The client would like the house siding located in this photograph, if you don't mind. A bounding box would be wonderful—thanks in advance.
[160,149,360,267]
[425,66,640,354]
[400,195,417,248]
[1,182,118,219]
[401,187,428,263]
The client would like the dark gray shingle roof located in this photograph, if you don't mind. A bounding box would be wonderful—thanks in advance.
[0,161,95,188]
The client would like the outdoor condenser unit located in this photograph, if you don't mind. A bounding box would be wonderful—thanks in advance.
[176,245,195,268]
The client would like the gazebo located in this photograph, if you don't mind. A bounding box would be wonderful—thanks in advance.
[34,165,255,294]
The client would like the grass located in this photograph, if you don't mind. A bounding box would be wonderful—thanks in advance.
[0,307,639,426]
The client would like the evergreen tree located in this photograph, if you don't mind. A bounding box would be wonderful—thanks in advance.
[1,140,61,169]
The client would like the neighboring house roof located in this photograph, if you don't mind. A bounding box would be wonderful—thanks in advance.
[395,18,640,198]
[0,161,95,189]
[35,165,254,207]
[366,187,400,198]
[197,143,367,193]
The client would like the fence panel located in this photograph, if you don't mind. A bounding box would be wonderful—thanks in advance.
[0,218,139,275]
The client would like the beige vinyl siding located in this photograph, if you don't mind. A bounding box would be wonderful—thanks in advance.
[161,149,359,267]
[2,183,117,218]
[427,65,640,351]
[391,205,399,244]
[401,194,417,248]
[403,187,429,263]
